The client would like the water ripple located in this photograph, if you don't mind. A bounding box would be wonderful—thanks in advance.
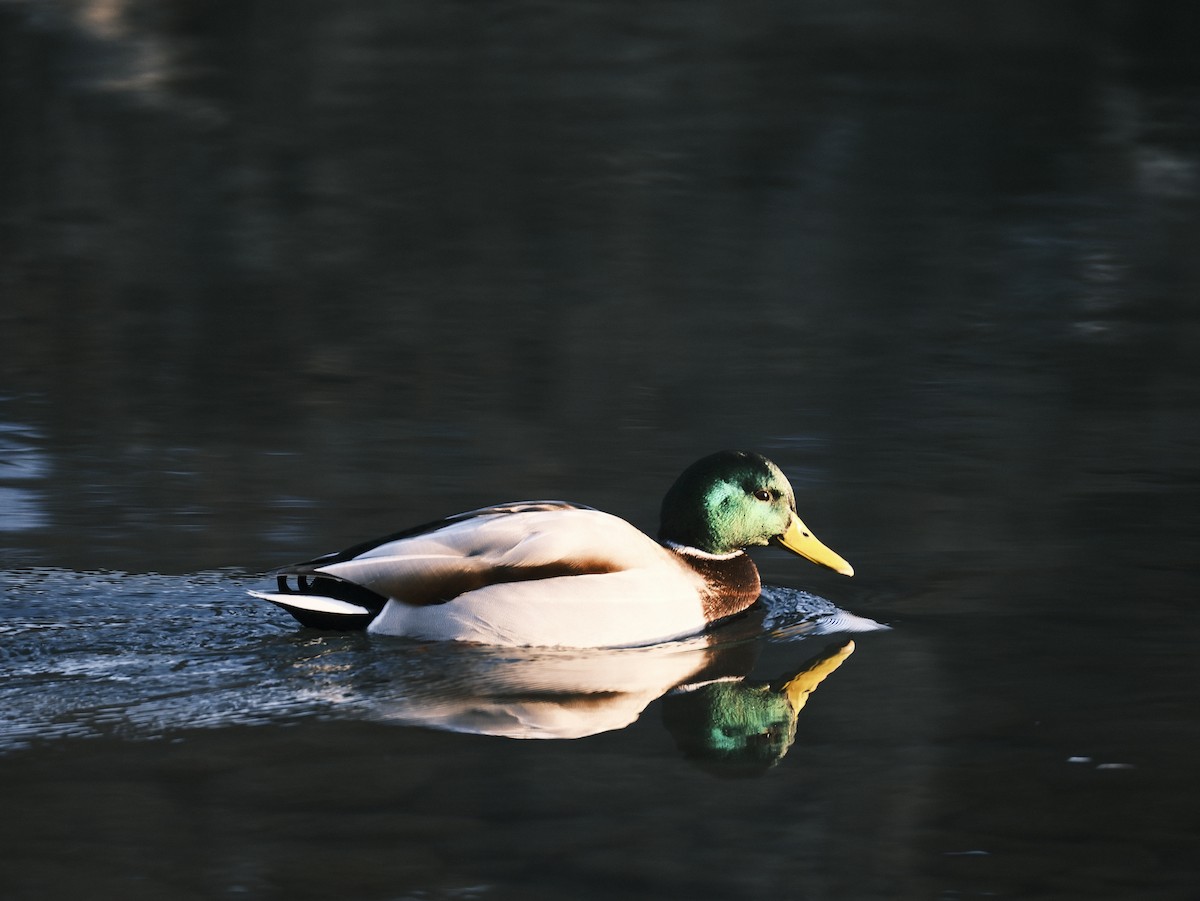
[0,568,882,751]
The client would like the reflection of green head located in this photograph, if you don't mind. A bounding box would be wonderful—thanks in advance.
[661,640,855,777]
[662,681,798,777]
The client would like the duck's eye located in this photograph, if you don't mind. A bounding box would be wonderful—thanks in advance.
[753,489,773,502]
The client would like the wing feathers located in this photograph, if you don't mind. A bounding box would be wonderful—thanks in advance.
[316,554,620,606]
[297,501,597,569]
[264,504,689,642]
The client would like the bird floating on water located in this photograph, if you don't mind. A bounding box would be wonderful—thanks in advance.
[252,450,853,648]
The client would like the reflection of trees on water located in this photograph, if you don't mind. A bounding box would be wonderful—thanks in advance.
[1,1,1198,583]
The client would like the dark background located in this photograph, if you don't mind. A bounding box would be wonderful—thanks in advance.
[1,2,1198,899]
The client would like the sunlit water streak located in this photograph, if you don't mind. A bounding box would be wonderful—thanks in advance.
[0,569,883,752]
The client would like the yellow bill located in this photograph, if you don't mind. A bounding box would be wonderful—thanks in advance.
[782,640,855,712]
[776,513,855,576]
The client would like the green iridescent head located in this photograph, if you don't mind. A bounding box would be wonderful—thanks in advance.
[658,451,853,575]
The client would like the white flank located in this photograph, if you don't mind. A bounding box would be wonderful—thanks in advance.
[366,569,709,648]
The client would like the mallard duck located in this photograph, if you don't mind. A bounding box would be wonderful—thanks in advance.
[252,450,853,648]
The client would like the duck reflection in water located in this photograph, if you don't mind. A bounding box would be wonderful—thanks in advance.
[337,605,857,772]
[661,639,853,776]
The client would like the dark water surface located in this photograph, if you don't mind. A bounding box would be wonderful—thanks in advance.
[2,2,1199,899]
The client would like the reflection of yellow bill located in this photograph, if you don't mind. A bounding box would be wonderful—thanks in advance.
[783,640,856,712]
[776,513,855,576]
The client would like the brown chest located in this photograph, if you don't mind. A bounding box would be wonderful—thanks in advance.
[675,552,762,623]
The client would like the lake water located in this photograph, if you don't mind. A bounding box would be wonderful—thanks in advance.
[2,2,1199,899]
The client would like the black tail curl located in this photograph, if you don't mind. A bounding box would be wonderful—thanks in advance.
[270,572,388,631]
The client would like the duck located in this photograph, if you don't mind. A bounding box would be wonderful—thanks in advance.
[251,450,854,648]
